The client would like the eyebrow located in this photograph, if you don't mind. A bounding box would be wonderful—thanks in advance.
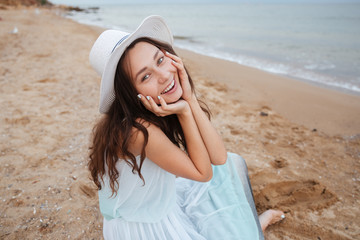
[135,49,160,80]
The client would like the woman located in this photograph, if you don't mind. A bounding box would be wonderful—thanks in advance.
[89,15,284,239]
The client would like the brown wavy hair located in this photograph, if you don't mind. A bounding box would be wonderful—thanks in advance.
[88,37,210,196]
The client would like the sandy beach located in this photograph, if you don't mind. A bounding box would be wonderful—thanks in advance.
[0,6,359,240]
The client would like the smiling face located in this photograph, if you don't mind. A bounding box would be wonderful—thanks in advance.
[124,41,183,104]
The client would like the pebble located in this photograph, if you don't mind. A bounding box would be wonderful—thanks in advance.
[10,26,18,34]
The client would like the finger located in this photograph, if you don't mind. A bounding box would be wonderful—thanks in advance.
[164,52,186,72]
[147,96,162,115]
[172,60,186,71]
[138,94,153,110]
[171,60,188,80]
[165,52,181,61]
[170,58,186,72]
[165,51,182,62]
[158,95,168,109]
[159,96,186,112]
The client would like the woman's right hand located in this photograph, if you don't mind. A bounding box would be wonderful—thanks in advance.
[165,52,194,102]
[138,94,190,117]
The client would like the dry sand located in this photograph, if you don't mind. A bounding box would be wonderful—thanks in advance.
[0,6,359,240]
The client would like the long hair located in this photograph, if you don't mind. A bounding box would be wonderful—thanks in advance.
[89,37,210,196]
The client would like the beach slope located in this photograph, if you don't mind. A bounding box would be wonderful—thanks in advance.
[0,7,359,240]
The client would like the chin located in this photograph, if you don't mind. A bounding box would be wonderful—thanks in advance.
[167,88,183,103]
[166,96,181,104]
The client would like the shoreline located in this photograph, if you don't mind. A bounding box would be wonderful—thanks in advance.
[60,3,360,101]
[175,44,360,98]
[177,48,360,137]
[56,8,360,137]
[1,7,359,240]
[62,12,360,137]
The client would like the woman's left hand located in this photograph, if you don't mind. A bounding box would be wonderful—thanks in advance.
[138,94,190,117]
[165,52,193,102]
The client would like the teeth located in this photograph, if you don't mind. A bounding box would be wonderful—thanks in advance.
[162,80,175,94]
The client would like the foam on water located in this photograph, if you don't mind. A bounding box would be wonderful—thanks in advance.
[63,2,360,95]
[175,40,360,94]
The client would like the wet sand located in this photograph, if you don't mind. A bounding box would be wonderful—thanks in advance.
[0,7,359,240]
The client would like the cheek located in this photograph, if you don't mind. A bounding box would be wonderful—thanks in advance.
[165,56,177,71]
[176,85,183,99]
[136,83,157,97]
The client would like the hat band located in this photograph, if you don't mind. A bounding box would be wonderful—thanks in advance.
[111,34,130,53]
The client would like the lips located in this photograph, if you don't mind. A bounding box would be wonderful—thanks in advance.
[161,80,175,95]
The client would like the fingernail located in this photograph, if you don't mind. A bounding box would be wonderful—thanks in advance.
[172,60,176,63]
[281,214,285,219]
[157,96,161,100]
[146,96,150,100]
[137,94,141,99]
[165,51,169,55]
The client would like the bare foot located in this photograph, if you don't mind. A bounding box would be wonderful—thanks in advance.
[259,209,285,231]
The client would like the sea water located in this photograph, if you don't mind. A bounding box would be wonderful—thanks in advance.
[62,2,360,95]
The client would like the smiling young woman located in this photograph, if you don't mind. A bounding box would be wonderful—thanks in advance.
[88,15,284,240]
[124,41,183,104]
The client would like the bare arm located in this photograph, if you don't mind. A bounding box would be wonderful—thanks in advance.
[133,97,212,182]
[167,52,227,165]
[187,94,227,165]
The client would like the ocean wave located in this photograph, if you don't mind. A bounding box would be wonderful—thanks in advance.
[304,63,336,71]
[63,4,360,96]
[175,42,360,95]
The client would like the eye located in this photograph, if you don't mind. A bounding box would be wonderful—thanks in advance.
[142,74,150,82]
[157,57,164,65]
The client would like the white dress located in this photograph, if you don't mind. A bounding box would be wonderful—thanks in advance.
[99,152,264,239]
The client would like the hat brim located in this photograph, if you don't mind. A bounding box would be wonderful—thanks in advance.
[99,15,173,114]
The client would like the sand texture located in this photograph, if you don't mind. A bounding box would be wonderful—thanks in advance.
[0,7,359,240]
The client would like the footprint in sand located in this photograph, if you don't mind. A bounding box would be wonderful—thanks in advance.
[207,81,228,92]
[36,78,58,83]
[79,183,96,199]
[270,157,288,169]
[5,116,30,125]
[255,180,338,213]
[230,128,242,136]
[69,182,96,199]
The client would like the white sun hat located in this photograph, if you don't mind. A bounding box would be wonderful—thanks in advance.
[89,15,174,114]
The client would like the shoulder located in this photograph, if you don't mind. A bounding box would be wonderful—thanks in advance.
[127,119,163,156]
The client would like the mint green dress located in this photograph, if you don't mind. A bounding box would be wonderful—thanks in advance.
[99,152,264,239]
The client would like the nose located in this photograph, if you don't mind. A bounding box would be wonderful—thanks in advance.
[155,67,169,84]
